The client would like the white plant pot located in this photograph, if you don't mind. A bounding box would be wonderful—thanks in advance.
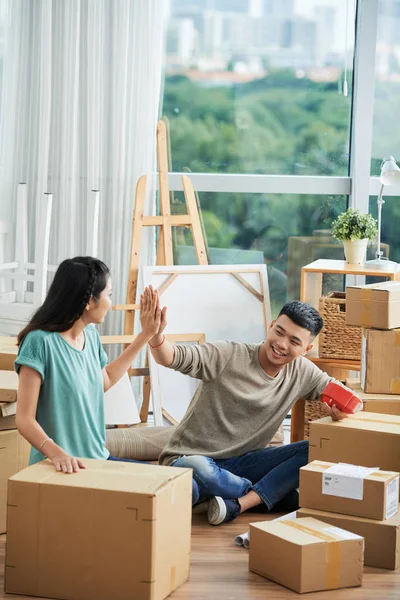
[343,239,369,264]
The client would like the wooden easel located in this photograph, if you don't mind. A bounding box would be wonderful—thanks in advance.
[113,119,208,422]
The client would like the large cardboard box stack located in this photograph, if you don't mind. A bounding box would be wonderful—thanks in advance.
[249,516,363,593]
[0,429,30,533]
[0,369,18,431]
[345,282,400,394]
[5,459,192,600]
[0,369,28,534]
[298,461,400,570]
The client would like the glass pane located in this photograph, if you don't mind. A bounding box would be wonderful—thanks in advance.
[163,1,355,175]
[371,0,400,174]
[169,191,348,316]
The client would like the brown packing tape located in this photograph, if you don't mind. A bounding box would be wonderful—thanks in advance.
[390,379,400,394]
[348,415,400,427]
[280,520,340,590]
[170,566,176,592]
[359,289,372,327]
[370,472,399,482]
[395,331,400,347]
[359,310,371,328]
[359,289,372,302]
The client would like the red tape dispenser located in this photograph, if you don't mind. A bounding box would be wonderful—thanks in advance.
[321,381,363,414]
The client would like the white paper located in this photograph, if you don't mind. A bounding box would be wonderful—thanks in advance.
[235,532,249,547]
[386,477,400,519]
[235,511,298,549]
[104,372,141,425]
[322,526,363,541]
[322,463,379,501]
[143,265,271,424]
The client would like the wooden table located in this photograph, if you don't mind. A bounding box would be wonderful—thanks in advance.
[291,259,400,443]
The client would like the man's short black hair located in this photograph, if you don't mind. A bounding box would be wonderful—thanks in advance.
[277,300,323,338]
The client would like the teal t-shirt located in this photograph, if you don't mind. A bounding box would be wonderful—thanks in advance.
[15,325,110,464]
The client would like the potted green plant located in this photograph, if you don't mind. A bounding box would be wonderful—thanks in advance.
[331,208,378,264]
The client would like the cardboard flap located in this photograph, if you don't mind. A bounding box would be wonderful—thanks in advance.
[9,459,191,495]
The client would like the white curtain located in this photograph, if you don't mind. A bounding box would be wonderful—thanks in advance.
[0,0,167,336]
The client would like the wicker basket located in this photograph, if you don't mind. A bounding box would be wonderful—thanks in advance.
[318,292,362,360]
[304,400,329,439]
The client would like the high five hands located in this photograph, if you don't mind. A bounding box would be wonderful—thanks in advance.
[140,286,167,340]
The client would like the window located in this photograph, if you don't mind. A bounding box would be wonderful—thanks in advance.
[370,0,400,267]
[170,191,347,315]
[371,0,400,175]
[163,0,355,175]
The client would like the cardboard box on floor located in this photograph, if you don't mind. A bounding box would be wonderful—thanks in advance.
[361,328,400,394]
[346,378,400,415]
[308,412,400,474]
[5,459,192,600]
[346,281,400,329]
[297,507,400,571]
[299,461,399,521]
[0,429,30,533]
[249,517,363,594]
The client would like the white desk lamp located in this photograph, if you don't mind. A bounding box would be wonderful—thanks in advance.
[364,155,400,271]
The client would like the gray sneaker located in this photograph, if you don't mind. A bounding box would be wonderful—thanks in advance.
[207,496,241,526]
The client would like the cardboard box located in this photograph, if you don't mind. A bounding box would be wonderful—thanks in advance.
[249,516,363,593]
[0,415,16,431]
[0,401,16,417]
[361,328,400,394]
[297,507,400,570]
[0,370,18,402]
[0,429,30,533]
[300,461,399,520]
[5,459,192,600]
[345,378,400,415]
[346,281,400,329]
[0,342,17,371]
[309,412,400,474]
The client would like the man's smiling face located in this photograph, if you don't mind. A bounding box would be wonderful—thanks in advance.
[264,314,314,368]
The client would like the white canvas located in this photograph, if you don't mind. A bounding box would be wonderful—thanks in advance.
[104,372,141,426]
[142,265,271,424]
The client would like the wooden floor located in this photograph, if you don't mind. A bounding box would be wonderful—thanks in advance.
[1,512,399,600]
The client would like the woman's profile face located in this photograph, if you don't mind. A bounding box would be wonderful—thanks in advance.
[85,277,113,325]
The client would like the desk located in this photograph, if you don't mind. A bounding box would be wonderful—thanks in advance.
[290,259,400,442]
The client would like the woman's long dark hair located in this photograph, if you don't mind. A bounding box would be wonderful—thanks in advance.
[17,256,110,345]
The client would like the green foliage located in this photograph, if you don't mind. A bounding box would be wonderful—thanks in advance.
[331,208,378,241]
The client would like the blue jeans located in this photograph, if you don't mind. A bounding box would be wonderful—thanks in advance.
[108,455,146,464]
[172,440,309,509]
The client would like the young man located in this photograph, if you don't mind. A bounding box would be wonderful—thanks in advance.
[141,287,349,526]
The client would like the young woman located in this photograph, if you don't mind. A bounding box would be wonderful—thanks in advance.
[15,256,161,474]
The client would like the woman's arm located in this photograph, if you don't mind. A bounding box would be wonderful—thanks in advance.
[16,366,86,473]
[102,286,164,391]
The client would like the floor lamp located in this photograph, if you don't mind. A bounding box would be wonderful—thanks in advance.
[365,156,400,271]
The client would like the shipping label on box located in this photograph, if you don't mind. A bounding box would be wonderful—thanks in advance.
[300,461,399,521]
[298,506,400,570]
[249,516,363,594]
[308,412,400,475]
[346,281,400,329]
[5,459,192,600]
[361,328,400,394]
